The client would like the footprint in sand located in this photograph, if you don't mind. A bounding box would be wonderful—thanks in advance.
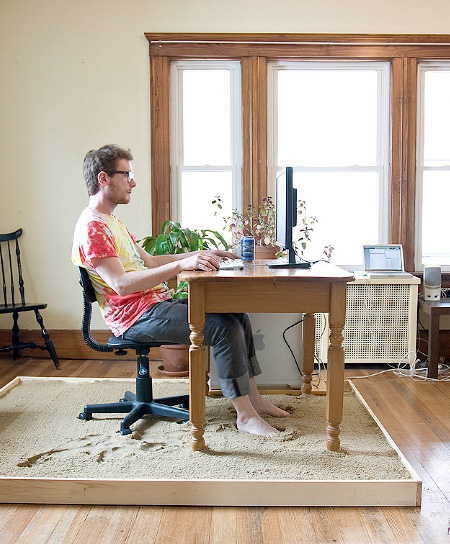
[17,433,184,467]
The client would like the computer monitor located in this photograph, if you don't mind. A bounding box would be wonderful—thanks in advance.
[267,167,311,269]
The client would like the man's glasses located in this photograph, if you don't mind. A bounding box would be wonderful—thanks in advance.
[106,170,134,182]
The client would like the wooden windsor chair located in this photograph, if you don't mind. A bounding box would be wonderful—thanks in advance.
[0,228,59,368]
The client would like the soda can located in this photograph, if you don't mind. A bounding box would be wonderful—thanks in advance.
[241,236,255,262]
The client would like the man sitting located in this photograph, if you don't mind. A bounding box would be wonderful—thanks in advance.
[72,144,289,437]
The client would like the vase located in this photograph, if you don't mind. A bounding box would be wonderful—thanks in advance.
[254,245,279,260]
[158,344,190,377]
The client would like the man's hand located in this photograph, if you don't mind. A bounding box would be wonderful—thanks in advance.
[179,250,237,272]
[180,251,221,272]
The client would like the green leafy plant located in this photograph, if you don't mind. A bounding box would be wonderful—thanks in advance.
[140,220,229,255]
[171,280,189,300]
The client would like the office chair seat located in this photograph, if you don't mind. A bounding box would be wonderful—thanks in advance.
[78,267,189,435]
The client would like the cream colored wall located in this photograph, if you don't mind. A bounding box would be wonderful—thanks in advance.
[0,0,449,331]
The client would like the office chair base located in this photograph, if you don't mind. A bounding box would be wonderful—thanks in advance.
[78,391,189,435]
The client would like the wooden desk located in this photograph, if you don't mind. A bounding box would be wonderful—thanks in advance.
[179,261,354,452]
[419,297,450,379]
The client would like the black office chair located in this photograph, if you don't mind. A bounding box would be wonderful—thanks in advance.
[0,229,60,369]
[77,267,189,435]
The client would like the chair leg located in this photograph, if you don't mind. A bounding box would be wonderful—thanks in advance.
[11,311,20,360]
[34,310,60,369]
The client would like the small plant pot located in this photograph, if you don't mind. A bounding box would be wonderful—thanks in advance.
[158,344,190,377]
[254,245,279,260]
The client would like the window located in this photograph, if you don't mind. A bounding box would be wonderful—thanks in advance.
[416,63,450,270]
[268,62,390,266]
[146,33,450,277]
[170,61,241,237]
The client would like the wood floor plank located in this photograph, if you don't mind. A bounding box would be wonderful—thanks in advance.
[406,490,450,544]
[89,506,139,544]
[0,504,42,544]
[41,506,85,544]
[59,506,117,544]
[154,507,212,544]
[381,507,425,544]
[265,507,318,544]
[210,506,238,544]
[327,507,372,544]
[235,508,265,544]
[124,506,164,544]
[310,507,344,543]
[359,508,399,544]
[0,504,20,528]
[14,505,74,544]
[49,505,91,544]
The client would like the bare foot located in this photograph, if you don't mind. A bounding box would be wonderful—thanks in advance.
[248,377,290,418]
[231,395,279,437]
[249,395,290,418]
[236,413,279,437]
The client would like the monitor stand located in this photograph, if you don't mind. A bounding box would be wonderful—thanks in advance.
[266,248,311,269]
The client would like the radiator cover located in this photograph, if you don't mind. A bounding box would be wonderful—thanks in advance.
[315,277,420,365]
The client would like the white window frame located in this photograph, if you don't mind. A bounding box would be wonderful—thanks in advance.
[170,60,242,223]
[267,61,391,268]
[415,61,450,272]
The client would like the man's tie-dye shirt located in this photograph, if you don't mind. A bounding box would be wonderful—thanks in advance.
[72,207,171,336]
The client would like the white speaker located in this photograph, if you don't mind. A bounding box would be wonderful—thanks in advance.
[423,265,441,300]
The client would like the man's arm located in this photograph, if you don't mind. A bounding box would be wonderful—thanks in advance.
[136,244,234,269]
[93,248,234,296]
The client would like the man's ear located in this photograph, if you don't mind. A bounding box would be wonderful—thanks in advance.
[97,171,108,187]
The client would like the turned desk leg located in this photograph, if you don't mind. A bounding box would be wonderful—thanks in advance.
[188,282,207,451]
[302,313,316,394]
[326,283,346,452]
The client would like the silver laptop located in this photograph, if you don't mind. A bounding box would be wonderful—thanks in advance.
[363,244,412,278]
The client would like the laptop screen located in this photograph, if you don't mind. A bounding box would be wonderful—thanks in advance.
[363,245,404,272]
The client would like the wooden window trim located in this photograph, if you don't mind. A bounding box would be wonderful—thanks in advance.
[146,33,450,274]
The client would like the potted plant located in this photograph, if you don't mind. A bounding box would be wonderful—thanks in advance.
[139,221,229,376]
[213,196,334,262]
[212,196,279,259]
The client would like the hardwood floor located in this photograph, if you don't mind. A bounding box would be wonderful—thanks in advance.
[0,356,449,544]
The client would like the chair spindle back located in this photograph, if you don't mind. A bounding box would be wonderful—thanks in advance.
[0,229,26,308]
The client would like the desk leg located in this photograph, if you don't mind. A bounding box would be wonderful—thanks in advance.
[428,314,440,380]
[188,282,207,451]
[302,313,315,394]
[326,283,346,452]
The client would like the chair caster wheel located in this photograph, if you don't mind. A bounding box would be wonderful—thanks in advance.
[78,412,92,421]
[120,428,132,435]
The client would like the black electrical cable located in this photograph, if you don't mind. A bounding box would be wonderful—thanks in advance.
[282,318,304,375]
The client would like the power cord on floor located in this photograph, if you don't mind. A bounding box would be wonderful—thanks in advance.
[345,351,450,382]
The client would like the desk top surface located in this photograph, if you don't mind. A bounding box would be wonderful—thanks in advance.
[179,260,355,283]
[419,297,450,311]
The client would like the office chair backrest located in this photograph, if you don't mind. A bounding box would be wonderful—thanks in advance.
[0,228,26,308]
[79,266,98,304]
[78,267,114,353]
